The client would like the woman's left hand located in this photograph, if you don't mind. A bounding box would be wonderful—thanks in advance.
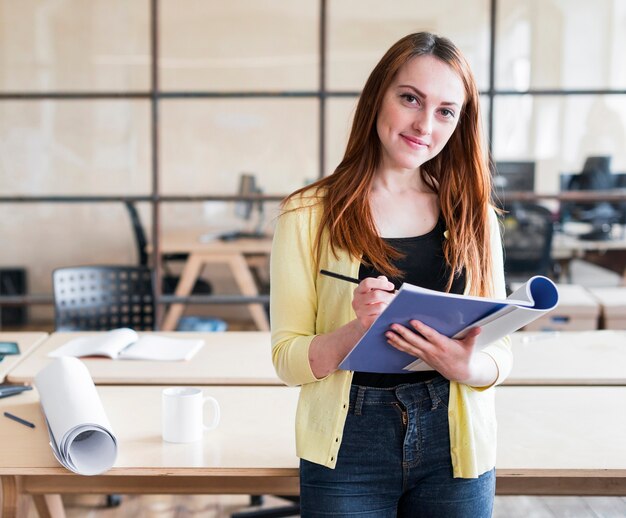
[385,320,483,384]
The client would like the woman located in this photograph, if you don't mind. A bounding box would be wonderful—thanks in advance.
[270,32,511,517]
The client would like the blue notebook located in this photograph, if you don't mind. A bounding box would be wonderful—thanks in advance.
[339,275,559,374]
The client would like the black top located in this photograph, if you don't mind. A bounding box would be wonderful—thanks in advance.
[352,218,466,388]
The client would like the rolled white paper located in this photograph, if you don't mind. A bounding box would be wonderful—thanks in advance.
[35,357,117,475]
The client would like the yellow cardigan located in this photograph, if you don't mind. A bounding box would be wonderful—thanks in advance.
[270,192,513,478]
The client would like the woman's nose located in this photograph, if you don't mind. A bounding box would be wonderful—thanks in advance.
[413,110,433,135]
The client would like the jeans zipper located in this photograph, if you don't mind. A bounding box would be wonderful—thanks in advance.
[393,402,408,429]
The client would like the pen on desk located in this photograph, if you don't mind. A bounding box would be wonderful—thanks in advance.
[319,269,396,293]
[3,411,35,428]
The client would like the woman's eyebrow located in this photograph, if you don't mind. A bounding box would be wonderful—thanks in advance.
[397,84,460,108]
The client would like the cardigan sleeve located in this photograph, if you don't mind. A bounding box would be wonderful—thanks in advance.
[270,199,322,387]
[475,208,514,387]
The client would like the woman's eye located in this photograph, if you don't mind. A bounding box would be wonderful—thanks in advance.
[401,94,418,104]
[440,108,455,118]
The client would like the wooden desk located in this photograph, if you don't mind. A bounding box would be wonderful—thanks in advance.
[7,332,281,386]
[507,330,626,385]
[158,232,272,332]
[495,386,626,495]
[0,333,48,383]
[0,385,299,518]
[9,330,626,387]
[3,385,626,517]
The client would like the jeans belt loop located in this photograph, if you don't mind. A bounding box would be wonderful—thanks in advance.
[354,386,366,416]
[425,380,441,411]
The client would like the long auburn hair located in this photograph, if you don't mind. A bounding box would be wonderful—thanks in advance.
[285,32,494,296]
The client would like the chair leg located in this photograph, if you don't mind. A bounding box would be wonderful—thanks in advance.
[105,494,123,507]
[231,495,300,518]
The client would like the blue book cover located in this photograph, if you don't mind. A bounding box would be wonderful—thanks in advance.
[339,275,559,373]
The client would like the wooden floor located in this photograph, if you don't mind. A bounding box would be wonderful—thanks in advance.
[23,494,626,517]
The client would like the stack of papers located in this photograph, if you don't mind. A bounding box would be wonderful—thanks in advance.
[48,328,204,361]
[35,357,117,475]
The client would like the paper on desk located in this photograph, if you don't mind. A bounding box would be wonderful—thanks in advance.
[34,357,117,475]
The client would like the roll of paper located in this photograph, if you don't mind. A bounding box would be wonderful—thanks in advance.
[35,357,117,475]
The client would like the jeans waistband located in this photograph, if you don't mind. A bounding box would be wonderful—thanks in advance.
[349,374,449,414]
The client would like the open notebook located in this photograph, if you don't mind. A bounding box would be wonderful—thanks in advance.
[339,275,559,373]
[48,328,204,361]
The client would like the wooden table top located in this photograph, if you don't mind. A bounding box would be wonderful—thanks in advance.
[7,330,626,387]
[2,384,626,478]
[7,332,281,386]
[507,330,626,385]
[0,332,48,383]
[157,231,272,255]
[0,384,298,475]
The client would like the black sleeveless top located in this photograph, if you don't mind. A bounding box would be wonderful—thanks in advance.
[352,218,466,388]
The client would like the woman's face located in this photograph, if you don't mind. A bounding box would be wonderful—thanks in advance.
[376,54,466,173]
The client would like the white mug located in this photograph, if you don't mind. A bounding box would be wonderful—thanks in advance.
[162,387,220,443]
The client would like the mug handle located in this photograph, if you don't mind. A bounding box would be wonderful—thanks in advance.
[202,396,221,431]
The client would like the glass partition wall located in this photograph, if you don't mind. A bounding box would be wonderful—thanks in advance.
[1,0,625,330]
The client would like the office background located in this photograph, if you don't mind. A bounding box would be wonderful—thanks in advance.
[1,0,625,329]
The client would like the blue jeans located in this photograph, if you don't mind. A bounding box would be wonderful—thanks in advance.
[300,376,495,517]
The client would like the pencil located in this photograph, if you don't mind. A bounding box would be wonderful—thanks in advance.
[3,411,35,428]
[319,269,360,285]
[319,269,396,293]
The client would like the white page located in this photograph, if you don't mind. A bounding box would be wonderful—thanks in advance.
[48,328,137,359]
[35,357,117,475]
[118,335,204,361]
[403,276,559,371]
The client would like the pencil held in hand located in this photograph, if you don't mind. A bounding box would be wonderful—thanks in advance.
[319,270,396,293]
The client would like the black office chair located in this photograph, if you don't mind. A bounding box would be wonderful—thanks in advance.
[124,201,212,295]
[560,156,621,241]
[502,203,555,291]
[53,265,155,331]
[52,265,155,507]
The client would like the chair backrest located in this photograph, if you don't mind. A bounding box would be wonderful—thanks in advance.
[502,203,554,280]
[53,265,155,331]
[124,202,149,267]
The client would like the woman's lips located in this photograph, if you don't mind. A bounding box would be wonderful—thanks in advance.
[400,134,429,149]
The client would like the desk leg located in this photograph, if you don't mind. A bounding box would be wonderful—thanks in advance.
[228,254,270,331]
[161,255,204,331]
[1,475,19,518]
[32,494,66,518]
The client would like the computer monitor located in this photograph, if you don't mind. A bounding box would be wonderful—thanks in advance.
[560,156,620,240]
[492,161,535,206]
[234,173,258,221]
[220,173,266,241]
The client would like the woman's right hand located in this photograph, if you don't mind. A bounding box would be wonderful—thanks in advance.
[352,276,396,331]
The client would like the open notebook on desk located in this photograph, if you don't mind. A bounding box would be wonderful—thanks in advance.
[48,328,204,361]
[340,275,559,373]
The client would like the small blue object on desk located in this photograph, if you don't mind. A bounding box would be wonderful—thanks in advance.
[176,316,228,332]
[3,411,35,428]
[0,385,32,399]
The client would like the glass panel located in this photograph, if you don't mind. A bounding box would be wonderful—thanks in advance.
[160,0,318,91]
[0,101,151,195]
[0,203,140,324]
[496,0,626,90]
[328,0,490,91]
[325,97,358,176]
[493,95,626,193]
[0,0,149,92]
[160,99,318,196]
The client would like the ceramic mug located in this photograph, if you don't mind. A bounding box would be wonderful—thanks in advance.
[161,387,220,443]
